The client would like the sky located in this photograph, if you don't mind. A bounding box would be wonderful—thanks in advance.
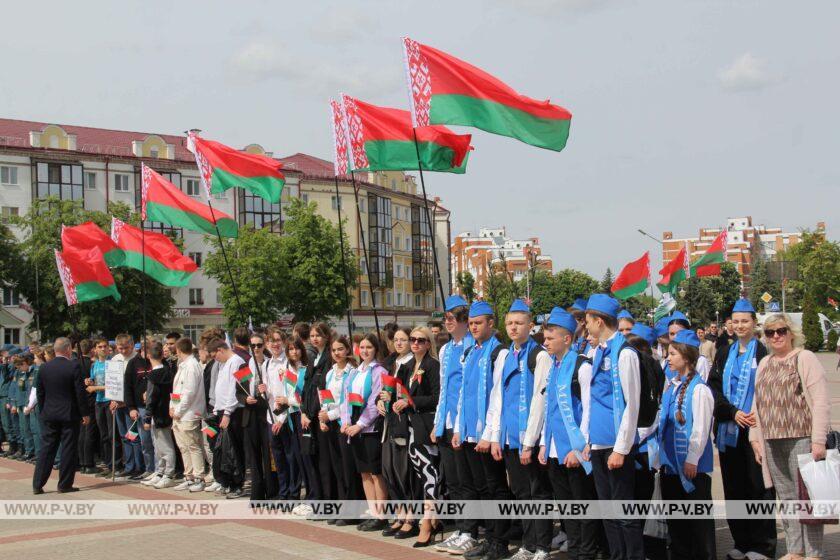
[2,0,837,279]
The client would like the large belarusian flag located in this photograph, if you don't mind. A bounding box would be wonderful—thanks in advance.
[690,231,727,278]
[61,222,125,267]
[657,245,689,295]
[403,37,572,152]
[187,132,285,203]
[330,99,351,178]
[341,94,472,173]
[110,217,197,287]
[141,164,238,238]
[611,252,650,300]
[55,247,121,305]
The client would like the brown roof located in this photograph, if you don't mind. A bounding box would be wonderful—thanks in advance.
[276,152,336,179]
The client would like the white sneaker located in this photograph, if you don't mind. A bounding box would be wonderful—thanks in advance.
[204,482,221,492]
[142,472,158,482]
[744,553,770,560]
[509,548,534,560]
[551,529,567,550]
[435,530,462,552]
[726,550,746,560]
[173,480,192,491]
[292,504,313,516]
[141,474,162,486]
[531,551,550,560]
[154,476,175,489]
[447,534,477,555]
[189,481,205,492]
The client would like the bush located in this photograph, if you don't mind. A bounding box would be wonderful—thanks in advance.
[828,329,839,352]
[802,296,824,352]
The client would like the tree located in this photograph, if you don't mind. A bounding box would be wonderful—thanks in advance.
[623,294,658,323]
[455,271,476,304]
[802,295,823,351]
[522,269,599,318]
[748,254,774,311]
[777,230,840,315]
[11,198,174,340]
[599,268,614,293]
[0,222,23,292]
[674,262,741,326]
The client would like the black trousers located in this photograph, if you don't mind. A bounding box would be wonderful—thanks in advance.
[634,452,667,560]
[481,447,514,544]
[33,420,80,491]
[269,418,302,499]
[338,428,363,501]
[79,413,98,467]
[243,410,276,500]
[719,429,777,557]
[94,402,120,469]
[660,473,716,560]
[456,441,489,537]
[213,410,245,490]
[591,447,644,560]
[439,429,476,533]
[503,447,553,552]
[317,421,346,500]
[547,458,600,560]
[295,412,321,500]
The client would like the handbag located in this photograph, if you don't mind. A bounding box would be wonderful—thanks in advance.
[797,450,840,525]
[643,471,669,539]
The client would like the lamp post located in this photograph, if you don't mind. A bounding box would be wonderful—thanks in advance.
[638,229,663,246]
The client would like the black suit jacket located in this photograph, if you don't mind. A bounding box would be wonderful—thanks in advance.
[708,338,768,424]
[35,356,89,423]
[399,353,440,447]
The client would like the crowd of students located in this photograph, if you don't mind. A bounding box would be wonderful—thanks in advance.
[0,292,832,560]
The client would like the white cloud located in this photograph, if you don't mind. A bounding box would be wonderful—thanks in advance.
[229,38,401,98]
[309,8,379,44]
[718,53,780,92]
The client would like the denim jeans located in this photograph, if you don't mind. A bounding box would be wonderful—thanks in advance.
[116,407,143,473]
[136,407,155,473]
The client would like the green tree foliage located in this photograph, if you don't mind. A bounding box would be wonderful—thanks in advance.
[599,268,614,293]
[455,271,476,304]
[0,223,23,291]
[778,231,840,317]
[523,269,599,318]
[11,198,174,340]
[748,255,774,311]
[802,295,823,351]
[622,294,658,323]
[205,198,358,329]
[674,262,741,326]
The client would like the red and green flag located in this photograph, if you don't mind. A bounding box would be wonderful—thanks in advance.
[110,217,197,287]
[611,252,650,300]
[202,425,218,438]
[403,37,572,152]
[330,99,351,178]
[188,132,284,203]
[125,427,139,441]
[141,164,238,238]
[283,369,298,387]
[234,366,253,384]
[170,393,181,404]
[61,222,125,267]
[690,231,727,278]
[55,247,121,305]
[319,389,335,406]
[657,245,689,295]
[397,384,414,408]
[341,94,472,173]
[348,392,365,407]
[381,374,399,394]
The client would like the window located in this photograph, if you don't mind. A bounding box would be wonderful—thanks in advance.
[150,148,159,158]
[405,237,411,251]
[359,197,366,213]
[373,292,381,307]
[395,237,400,250]
[188,252,202,267]
[391,179,397,190]
[1,207,19,224]
[396,263,403,278]
[1,166,18,185]
[189,288,204,305]
[361,290,368,306]
[406,265,411,279]
[386,291,393,306]
[136,170,183,237]
[183,324,205,344]
[34,162,84,203]
[301,193,309,204]
[397,292,403,306]
[3,328,20,346]
[240,190,282,233]
[331,196,342,210]
[411,204,434,293]
[2,288,20,306]
[360,258,367,275]
[114,173,130,192]
[367,194,393,289]
[213,191,226,200]
[84,172,97,190]
[427,295,434,308]
[185,179,201,197]
[415,294,421,308]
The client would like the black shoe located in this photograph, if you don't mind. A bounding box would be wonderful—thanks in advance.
[82,467,98,475]
[382,522,403,537]
[32,487,44,495]
[95,469,112,478]
[128,472,146,481]
[413,523,445,548]
[113,469,127,477]
[464,540,491,559]
[57,487,80,494]
[393,524,420,539]
[226,488,245,499]
[327,519,337,525]
[11,451,23,460]
[483,542,511,560]
[360,518,387,532]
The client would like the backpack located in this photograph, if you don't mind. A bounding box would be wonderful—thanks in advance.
[621,343,664,428]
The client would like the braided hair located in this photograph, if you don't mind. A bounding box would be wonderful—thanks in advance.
[670,342,700,425]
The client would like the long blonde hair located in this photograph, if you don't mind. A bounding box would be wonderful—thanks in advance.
[762,313,805,348]
[410,326,438,359]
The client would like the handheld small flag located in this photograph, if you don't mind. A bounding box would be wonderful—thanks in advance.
[283,369,298,387]
[381,375,399,394]
[202,425,218,438]
[170,393,181,404]
[234,366,253,384]
[348,392,365,407]
[319,389,335,406]
[126,428,139,441]
[398,384,414,408]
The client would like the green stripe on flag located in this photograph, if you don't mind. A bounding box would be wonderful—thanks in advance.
[430,94,571,152]
[210,168,284,204]
[75,281,121,303]
[359,140,466,173]
[122,251,194,287]
[145,201,238,238]
[657,269,687,295]
[613,278,649,300]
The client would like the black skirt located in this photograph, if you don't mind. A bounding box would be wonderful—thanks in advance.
[351,432,382,474]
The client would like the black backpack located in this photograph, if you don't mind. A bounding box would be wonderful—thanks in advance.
[621,343,664,428]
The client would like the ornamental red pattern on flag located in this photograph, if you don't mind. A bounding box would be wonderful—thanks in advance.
[330,99,350,178]
[54,247,121,305]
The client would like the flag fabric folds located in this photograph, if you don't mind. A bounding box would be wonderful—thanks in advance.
[611,252,650,300]
[330,99,351,178]
[690,231,727,278]
[61,222,125,267]
[55,247,121,305]
[657,245,689,295]
[110,217,197,287]
[402,37,572,152]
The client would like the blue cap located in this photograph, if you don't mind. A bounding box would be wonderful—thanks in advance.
[630,324,657,347]
[668,310,689,325]
[445,295,468,312]
[469,301,493,318]
[585,294,620,319]
[570,298,588,311]
[508,298,531,314]
[546,307,578,334]
[134,343,141,351]
[672,329,700,348]
[654,318,670,339]
[732,298,755,314]
[617,309,634,321]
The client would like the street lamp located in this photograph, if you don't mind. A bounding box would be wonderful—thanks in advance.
[638,229,663,246]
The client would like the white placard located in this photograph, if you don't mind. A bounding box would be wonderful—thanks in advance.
[104,361,125,401]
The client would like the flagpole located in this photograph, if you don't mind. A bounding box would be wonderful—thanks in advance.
[411,128,447,309]
[349,171,382,342]
[334,175,354,336]
[141,215,147,361]
[205,196,247,327]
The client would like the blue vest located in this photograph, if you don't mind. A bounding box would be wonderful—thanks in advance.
[459,336,500,440]
[659,374,714,492]
[544,353,583,462]
[589,334,633,447]
[434,334,474,437]
[500,337,539,450]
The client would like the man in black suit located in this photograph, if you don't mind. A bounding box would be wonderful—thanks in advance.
[33,337,91,494]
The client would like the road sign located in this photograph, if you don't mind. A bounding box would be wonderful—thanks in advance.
[761,292,773,304]
[769,302,780,312]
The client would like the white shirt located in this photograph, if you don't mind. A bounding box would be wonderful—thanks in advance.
[696,355,710,383]
[213,354,246,415]
[537,355,593,459]
[325,363,351,422]
[652,375,714,467]
[482,348,510,443]
[590,331,641,456]
[263,352,289,424]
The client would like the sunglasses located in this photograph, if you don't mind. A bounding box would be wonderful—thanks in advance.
[250,343,264,349]
[409,337,428,344]
[763,327,789,339]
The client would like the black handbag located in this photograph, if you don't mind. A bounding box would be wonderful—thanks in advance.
[827,430,840,451]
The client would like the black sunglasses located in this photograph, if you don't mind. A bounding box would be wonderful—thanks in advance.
[250,343,264,349]
[409,337,428,344]
[763,327,789,339]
